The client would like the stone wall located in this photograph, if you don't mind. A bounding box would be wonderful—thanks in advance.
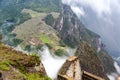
[58,56,82,80]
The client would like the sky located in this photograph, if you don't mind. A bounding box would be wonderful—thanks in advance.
[62,0,120,16]
[61,0,120,79]
[62,0,120,56]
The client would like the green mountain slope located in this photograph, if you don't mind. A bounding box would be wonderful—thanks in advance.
[0,38,51,80]
[75,42,109,79]
[0,0,117,79]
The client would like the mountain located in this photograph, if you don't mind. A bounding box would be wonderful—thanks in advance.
[75,42,109,79]
[0,34,51,80]
[50,4,116,74]
[0,0,118,80]
[73,2,120,66]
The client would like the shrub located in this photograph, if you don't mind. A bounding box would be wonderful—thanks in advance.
[44,14,54,26]
[36,45,43,50]
[45,43,53,49]
[24,45,31,52]
[0,34,2,40]
[40,34,51,44]
[0,61,11,71]
[26,73,51,80]
[59,40,66,47]
[12,38,23,47]
[55,49,66,56]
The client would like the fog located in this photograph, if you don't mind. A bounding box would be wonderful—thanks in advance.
[62,0,120,79]
[114,62,120,74]
[38,46,76,79]
[107,62,120,80]
[62,0,120,65]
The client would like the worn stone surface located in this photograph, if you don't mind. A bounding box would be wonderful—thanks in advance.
[58,56,82,80]
[58,55,105,80]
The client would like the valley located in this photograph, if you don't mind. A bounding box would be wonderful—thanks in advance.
[0,0,119,80]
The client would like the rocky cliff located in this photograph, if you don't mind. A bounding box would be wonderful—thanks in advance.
[49,3,116,75]
[51,5,99,48]
[75,42,109,79]
[0,0,117,79]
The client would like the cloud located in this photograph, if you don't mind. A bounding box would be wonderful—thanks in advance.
[71,6,85,17]
[38,46,67,79]
[61,0,120,52]
[38,46,76,79]
[62,0,120,17]
[107,73,118,80]
[107,62,120,80]
[114,62,120,74]
[79,0,111,16]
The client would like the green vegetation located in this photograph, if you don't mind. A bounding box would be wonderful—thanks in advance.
[75,42,109,79]
[5,25,15,33]
[0,3,30,25]
[55,49,67,56]
[98,50,116,74]
[0,61,11,71]
[18,13,31,25]
[61,18,79,48]
[24,45,31,52]
[26,0,61,12]
[40,34,52,44]
[12,9,62,52]
[45,14,54,26]
[86,29,100,38]
[19,65,26,74]
[12,38,23,47]
[0,0,62,55]
[5,38,23,47]
[31,54,40,64]
[36,45,43,50]
[26,73,51,80]
[45,43,53,49]
[22,9,47,18]
[59,40,66,47]
[0,0,60,24]
[0,40,51,80]
[0,34,2,40]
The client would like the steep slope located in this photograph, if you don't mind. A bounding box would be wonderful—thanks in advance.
[0,0,60,24]
[0,37,51,80]
[49,3,116,75]
[0,0,117,79]
[58,56,105,80]
[51,5,99,48]
[12,9,60,47]
[0,0,62,51]
[98,50,117,74]
[75,42,109,79]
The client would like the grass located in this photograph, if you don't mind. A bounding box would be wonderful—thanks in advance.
[22,9,47,18]
[13,9,61,50]
[0,61,11,71]
[26,73,51,80]
[75,42,109,79]
[0,41,51,79]
[55,49,67,56]
[40,34,52,44]
[25,0,61,13]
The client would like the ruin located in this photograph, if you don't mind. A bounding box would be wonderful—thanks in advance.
[58,56,105,80]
